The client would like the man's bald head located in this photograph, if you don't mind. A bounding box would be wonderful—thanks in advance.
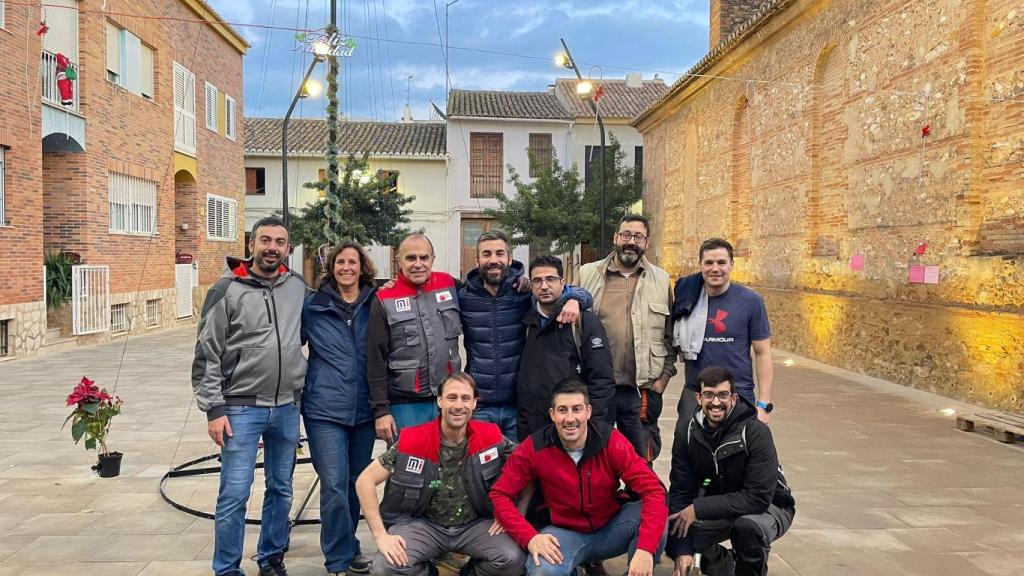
[398,233,435,257]
[398,233,436,285]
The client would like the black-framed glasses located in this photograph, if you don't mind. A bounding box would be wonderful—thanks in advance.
[699,391,734,401]
[529,275,562,286]
[617,231,648,243]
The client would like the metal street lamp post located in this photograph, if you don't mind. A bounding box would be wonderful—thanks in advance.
[281,53,326,230]
[557,38,607,256]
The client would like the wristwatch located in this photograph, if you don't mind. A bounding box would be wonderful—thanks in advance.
[756,401,774,413]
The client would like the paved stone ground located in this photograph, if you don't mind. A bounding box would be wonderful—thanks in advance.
[1,326,1023,575]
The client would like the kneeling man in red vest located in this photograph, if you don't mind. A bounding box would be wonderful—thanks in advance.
[489,377,668,576]
[356,372,525,576]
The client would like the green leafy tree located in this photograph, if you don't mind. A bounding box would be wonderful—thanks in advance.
[580,134,644,249]
[486,151,594,254]
[487,134,643,255]
[285,153,415,258]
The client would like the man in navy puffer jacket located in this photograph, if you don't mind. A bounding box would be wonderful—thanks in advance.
[459,230,592,440]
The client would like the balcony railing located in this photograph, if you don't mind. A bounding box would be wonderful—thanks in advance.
[40,50,80,113]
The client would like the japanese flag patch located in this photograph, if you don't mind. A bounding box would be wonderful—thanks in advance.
[395,297,412,312]
[405,456,425,474]
[478,447,499,465]
[435,290,453,303]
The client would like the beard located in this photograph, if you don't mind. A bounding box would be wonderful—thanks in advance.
[480,262,510,286]
[615,243,644,267]
[254,250,282,273]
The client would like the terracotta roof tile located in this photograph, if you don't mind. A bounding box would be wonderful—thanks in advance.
[244,118,446,157]
[447,89,573,120]
[554,78,668,119]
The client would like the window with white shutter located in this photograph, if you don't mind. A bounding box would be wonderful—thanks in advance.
[206,194,237,241]
[205,82,217,132]
[109,172,157,235]
[106,22,153,99]
[140,44,154,100]
[174,62,197,156]
[0,2,6,30]
[106,22,121,83]
[42,0,78,64]
[225,96,236,141]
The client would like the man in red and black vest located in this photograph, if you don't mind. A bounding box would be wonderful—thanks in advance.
[355,373,525,576]
[368,234,463,443]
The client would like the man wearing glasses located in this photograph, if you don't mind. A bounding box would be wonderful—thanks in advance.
[516,255,614,440]
[666,366,794,576]
[578,214,676,462]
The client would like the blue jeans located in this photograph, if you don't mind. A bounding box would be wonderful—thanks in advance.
[473,405,519,441]
[305,417,377,573]
[213,403,300,576]
[391,400,439,437]
[526,502,667,576]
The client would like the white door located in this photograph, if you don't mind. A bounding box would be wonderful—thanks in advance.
[175,263,193,318]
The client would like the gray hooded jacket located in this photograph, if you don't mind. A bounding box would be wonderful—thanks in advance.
[191,257,310,420]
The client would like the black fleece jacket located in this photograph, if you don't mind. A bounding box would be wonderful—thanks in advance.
[667,396,795,556]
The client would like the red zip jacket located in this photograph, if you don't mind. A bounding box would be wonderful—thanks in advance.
[489,421,668,554]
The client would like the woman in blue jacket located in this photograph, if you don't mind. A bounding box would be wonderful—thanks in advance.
[302,241,378,576]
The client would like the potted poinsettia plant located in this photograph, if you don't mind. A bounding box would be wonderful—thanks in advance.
[63,377,124,477]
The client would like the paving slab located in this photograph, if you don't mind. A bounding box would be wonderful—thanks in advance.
[2,326,1024,575]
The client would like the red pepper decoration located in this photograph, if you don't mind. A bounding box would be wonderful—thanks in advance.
[37,20,49,36]
[921,124,931,138]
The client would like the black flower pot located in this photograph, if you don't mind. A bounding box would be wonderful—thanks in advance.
[93,452,123,478]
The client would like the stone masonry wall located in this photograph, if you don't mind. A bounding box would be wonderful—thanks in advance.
[640,0,1024,410]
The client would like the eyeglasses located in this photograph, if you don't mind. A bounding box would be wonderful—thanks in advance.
[617,232,648,243]
[699,391,734,401]
[529,276,562,286]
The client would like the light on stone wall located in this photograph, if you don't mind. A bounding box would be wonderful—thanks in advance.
[782,358,795,366]
[938,408,957,416]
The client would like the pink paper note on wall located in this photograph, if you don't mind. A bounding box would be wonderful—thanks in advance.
[908,265,925,284]
[850,253,865,271]
[923,265,940,284]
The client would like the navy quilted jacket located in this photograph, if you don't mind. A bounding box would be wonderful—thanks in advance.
[301,283,375,425]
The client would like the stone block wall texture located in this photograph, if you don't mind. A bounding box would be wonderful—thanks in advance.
[638,0,1024,410]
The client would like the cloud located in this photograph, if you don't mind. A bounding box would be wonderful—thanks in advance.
[208,0,711,120]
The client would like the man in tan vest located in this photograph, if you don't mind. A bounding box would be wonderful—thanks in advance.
[578,214,676,462]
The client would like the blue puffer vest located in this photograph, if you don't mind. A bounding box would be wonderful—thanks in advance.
[458,262,530,407]
[301,282,375,426]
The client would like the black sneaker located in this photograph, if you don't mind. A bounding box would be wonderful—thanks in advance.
[699,545,735,576]
[349,554,373,574]
[583,561,609,576]
[258,558,289,576]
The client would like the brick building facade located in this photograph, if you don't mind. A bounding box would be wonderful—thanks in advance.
[0,0,247,358]
[635,0,1024,410]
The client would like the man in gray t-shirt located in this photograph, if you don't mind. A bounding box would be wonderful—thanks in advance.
[680,238,774,425]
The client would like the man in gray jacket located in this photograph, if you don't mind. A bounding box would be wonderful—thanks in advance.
[192,216,309,576]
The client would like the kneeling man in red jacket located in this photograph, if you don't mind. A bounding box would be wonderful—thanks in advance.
[489,377,668,576]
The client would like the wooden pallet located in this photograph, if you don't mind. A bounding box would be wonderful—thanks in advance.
[956,410,1024,443]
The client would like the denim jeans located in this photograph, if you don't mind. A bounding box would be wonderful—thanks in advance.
[526,502,667,576]
[391,400,439,437]
[472,405,519,441]
[213,403,300,576]
[305,417,377,573]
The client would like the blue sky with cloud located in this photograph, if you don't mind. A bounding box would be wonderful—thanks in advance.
[208,0,710,122]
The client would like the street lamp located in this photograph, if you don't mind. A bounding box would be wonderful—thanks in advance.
[282,53,327,230]
[556,38,608,257]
